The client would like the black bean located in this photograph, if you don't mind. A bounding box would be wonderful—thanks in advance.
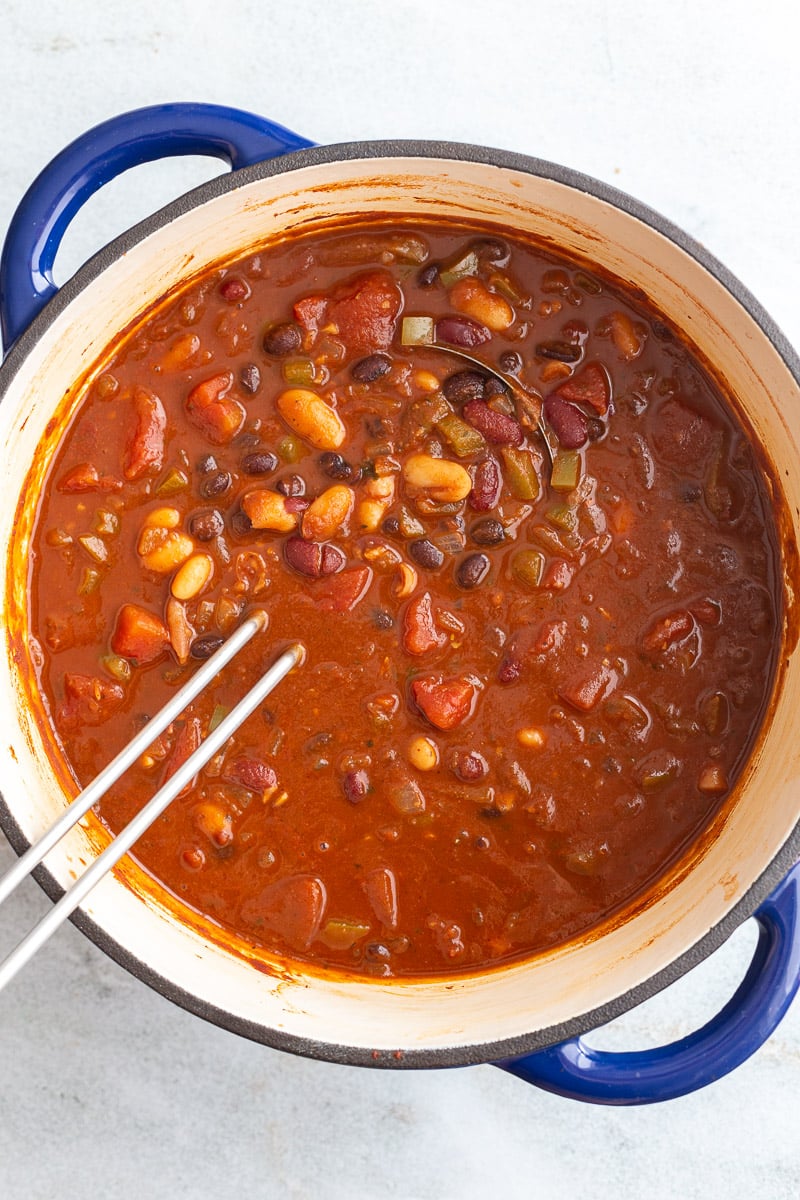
[239,363,261,394]
[200,470,232,499]
[680,482,702,503]
[197,454,218,474]
[442,370,487,405]
[484,376,507,397]
[457,552,490,589]
[471,518,505,546]
[374,610,394,631]
[229,509,252,537]
[351,353,392,383]
[451,749,489,781]
[381,516,401,536]
[342,769,370,804]
[498,350,522,375]
[417,263,439,288]
[276,474,306,497]
[535,340,583,363]
[318,452,353,480]
[409,538,445,570]
[189,509,224,541]
[586,418,605,442]
[364,942,391,962]
[241,451,278,476]
[262,321,302,356]
[473,237,509,265]
[190,634,224,660]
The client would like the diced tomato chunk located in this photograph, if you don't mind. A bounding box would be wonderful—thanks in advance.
[554,362,611,415]
[559,662,618,712]
[328,270,402,353]
[642,609,695,653]
[57,674,125,732]
[402,592,447,656]
[411,675,478,730]
[240,874,327,949]
[111,604,169,665]
[57,462,122,493]
[123,386,166,480]
[186,371,245,444]
[313,566,372,612]
[293,294,328,333]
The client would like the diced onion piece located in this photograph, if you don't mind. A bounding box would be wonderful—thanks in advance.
[400,316,435,346]
[439,249,480,288]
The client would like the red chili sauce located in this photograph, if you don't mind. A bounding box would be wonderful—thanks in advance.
[25,222,780,977]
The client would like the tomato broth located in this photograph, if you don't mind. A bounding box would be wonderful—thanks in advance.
[22,221,781,978]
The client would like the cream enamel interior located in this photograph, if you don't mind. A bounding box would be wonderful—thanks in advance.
[1,154,799,1056]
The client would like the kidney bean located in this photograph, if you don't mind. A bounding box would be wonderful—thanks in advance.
[318,452,354,480]
[276,474,306,497]
[435,316,491,349]
[220,277,251,303]
[200,469,232,499]
[283,495,310,515]
[498,655,522,683]
[543,394,588,449]
[450,749,489,781]
[224,757,277,791]
[456,553,490,589]
[239,363,261,394]
[469,456,502,511]
[342,769,371,804]
[190,633,224,660]
[241,451,278,476]
[471,517,505,546]
[462,399,523,446]
[536,340,583,363]
[442,370,487,405]
[189,509,224,541]
[263,322,302,356]
[351,353,392,383]
[409,539,445,570]
[284,537,345,577]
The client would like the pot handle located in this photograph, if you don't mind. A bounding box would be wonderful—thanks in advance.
[495,862,800,1105]
[0,102,313,350]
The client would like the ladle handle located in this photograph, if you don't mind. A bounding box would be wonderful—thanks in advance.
[0,102,312,351]
[496,863,800,1105]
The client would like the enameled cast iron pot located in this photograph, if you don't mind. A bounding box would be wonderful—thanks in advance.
[1,104,799,1106]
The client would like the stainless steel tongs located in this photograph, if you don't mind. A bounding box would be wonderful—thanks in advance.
[0,610,301,993]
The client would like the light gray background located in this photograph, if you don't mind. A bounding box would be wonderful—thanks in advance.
[1,2,799,1197]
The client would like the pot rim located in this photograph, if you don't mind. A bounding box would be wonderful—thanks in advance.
[2,137,799,1069]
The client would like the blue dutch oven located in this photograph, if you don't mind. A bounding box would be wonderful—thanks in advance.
[1,104,798,1106]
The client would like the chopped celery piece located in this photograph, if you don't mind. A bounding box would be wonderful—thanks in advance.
[102,654,131,683]
[512,549,545,589]
[277,434,304,462]
[488,270,526,304]
[78,567,101,595]
[156,468,189,496]
[550,450,582,492]
[208,704,229,733]
[397,505,425,538]
[79,534,108,564]
[436,412,486,457]
[410,391,452,432]
[501,447,540,500]
[575,271,603,295]
[282,358,316,386]
[545,505,579,533]
[439,249,480,287]
[401,316,435,345]
[531,525,571,556]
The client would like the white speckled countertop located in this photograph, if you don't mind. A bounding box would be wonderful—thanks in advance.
[1,2,799,1196]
